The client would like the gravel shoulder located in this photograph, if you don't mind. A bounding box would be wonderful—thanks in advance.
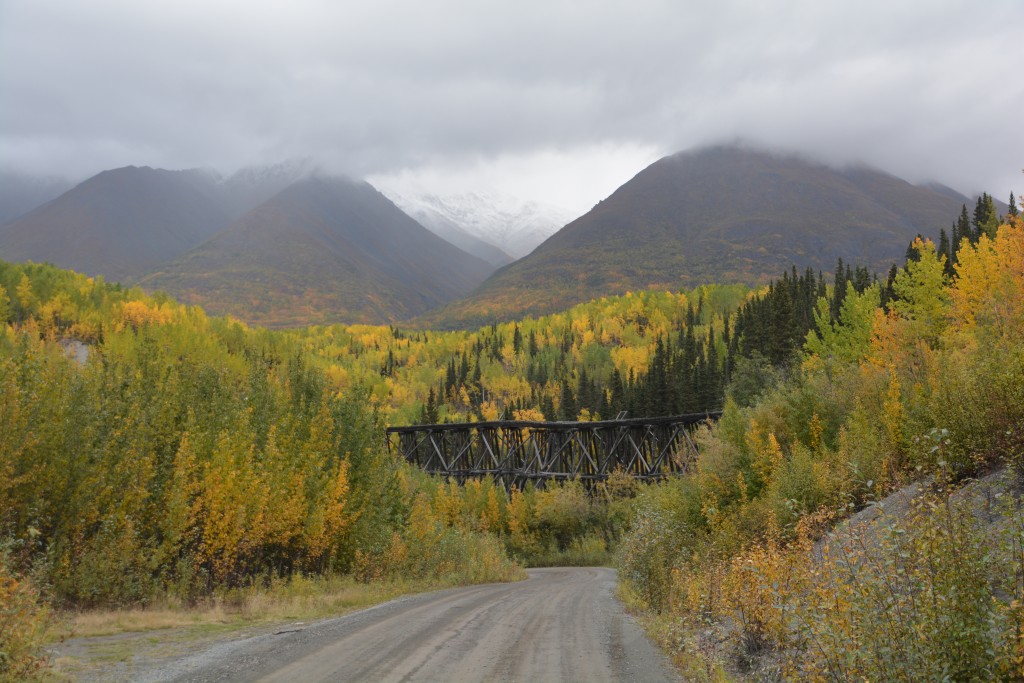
[52,567,679,683]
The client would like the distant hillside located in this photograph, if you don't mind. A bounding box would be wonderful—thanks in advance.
[142,176,495,326]
[0,166,228,281]
[0,171,74,224]
[424,146,972,328]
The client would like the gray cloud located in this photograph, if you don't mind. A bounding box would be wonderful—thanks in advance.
[1,0,1021,208]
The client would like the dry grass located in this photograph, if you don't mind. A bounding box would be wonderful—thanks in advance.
[47,574,462,642]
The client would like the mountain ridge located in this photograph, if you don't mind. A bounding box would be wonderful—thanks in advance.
[420,146,975,328]
[141,175,495,326]
[0,165,230,281]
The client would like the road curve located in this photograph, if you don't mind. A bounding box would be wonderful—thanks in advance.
[151,567,678,683]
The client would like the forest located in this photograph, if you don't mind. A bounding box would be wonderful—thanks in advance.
[2,193,1023,680]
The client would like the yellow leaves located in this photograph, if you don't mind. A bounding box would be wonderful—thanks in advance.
[194,429,269,583]
[158,431,201,563]
[324,364,348,389]
[506,487,531,539]
[183,402,357,582]
[500,342,517,366]
[950,217,1024,345]
[808,413,824,451]
[746,419,784,487]
[480,486,503,534]
[513,407,545,422]
[869,307,916,371]
[304,460,353,565]
[116,300,173,331]
[15,273,35,314]
[598,321,620,346]
[37,292,74,337]
[479,400,501,421]
[569,315,592,343]
[611,344,650,378]
[434,480,464,526]
[881,368,906,466]
[716,534,809,652]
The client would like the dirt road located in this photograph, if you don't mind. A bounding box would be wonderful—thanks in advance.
[110,567,677,682]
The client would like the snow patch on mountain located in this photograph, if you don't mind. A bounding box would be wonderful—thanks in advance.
[219,159,320,218]
[376,184,577,259]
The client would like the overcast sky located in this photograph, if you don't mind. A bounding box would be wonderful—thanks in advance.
[1,0,1021,213]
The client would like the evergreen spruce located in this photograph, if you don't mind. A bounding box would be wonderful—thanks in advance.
[881,264,899,310]
[421,387,439,424]
[938,229,954,277]
[957,204,973,244]
[973,193,998,239]
[831,258,848,321]
[559,377,576,421]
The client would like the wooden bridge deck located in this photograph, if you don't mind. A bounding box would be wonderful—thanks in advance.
[386,412,720,489]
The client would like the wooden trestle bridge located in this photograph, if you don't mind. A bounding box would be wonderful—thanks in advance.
[386,412,721,489]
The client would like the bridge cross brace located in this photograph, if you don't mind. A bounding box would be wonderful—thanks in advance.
[386,412,720,490]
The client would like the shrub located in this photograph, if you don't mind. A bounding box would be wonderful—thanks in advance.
[0,553,48,682]
[790,485,1023,681]
[618,477,702,612]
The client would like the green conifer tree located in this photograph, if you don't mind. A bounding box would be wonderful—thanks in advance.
[957,204,973,244]
[558,378,576,421]
[973,193,998,239]
[421,387,439,424]
[938,228,954,277]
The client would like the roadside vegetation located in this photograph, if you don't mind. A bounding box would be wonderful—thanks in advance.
[0,263,521,681]
[617,205,1024,679]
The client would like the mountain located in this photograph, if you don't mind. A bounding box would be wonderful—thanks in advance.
[0,171,75,224]
[378,186,576,259]
[142,176,495,327]
[0,166,229,281]
[423,146,973,328]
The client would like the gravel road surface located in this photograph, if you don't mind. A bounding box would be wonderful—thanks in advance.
[107,567,677,682]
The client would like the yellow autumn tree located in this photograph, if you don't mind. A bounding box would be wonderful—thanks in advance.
[949,217,1024,345]
[194,427,270,584]
[117,300,173,331]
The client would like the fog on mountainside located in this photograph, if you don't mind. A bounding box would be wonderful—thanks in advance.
[0,166,231,282]
[0,171,76,225]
